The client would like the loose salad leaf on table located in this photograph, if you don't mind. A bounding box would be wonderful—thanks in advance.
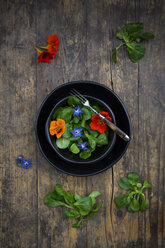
[114,172,151,212]
[112,22,154,63]
[49,96,113,160]
[44,184,102,228]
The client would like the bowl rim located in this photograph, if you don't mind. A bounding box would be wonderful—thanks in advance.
[45,95,117,164]
[35,80,132,176]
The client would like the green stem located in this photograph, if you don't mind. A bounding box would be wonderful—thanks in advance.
[116,42,125,50]
[129,191,137,196]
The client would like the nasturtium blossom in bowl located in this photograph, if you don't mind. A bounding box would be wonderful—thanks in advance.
[45,95,116,164]
[49,119,65,138]
[90,111,112,133]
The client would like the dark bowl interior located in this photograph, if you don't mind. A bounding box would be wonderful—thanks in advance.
[45,96,116,164]
[35,81,131,176]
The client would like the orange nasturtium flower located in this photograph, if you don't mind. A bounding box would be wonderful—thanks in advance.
[49,119,65,139]
[90,111,112,133]
[34,47,54,64]
[47,34,59,54]
[34,34,59,64]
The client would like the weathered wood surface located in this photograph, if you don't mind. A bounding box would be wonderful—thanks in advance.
[0,0,164,247]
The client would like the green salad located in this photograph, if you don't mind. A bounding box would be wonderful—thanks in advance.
[49,96,113,160]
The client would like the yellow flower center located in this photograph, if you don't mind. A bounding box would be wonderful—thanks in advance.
[98,119,104,125]
[56,125,61,133]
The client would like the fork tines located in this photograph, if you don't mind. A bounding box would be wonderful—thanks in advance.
[70,89,86,104]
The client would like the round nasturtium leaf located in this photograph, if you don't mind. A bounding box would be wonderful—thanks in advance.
[81,107,92,120]
[70,143,80,154]
[67,96,80,106]
[56,138,70,149]
[79,150,91,159]
[63,123,71,138]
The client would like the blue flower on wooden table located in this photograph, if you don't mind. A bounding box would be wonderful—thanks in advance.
[16,157,32,169]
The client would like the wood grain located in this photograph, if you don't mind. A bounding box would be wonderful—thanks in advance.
[137,1,165,247]
[0,0,164,247]
[0,0,38,247]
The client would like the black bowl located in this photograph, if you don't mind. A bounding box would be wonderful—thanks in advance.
[35,81,131,176]
[45,96,116,164]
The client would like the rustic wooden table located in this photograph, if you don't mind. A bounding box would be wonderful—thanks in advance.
[1,0,165,248]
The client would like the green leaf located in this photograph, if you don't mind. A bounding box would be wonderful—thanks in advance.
[84,212,96,220]
[142,180,151,189]
[112,49,117,63]
[74,196,93,216]
[112,43,125,64]
[116,27,129,41]
[129,197,140,212]
[90,197,96,206]
[44,194,71,208]
[114,194,129,208]
[58,107,73,122]
[141,32,154,40]
[114,23,154,64]
[73,115,79,124]
[88,137,97,150]
[70,143,80,154]
[72,220,82,228]
[80,119,86,128]
[89,190,101,207]
[92,201,102,212]
[56,138,70,149]
[97,132,108,146]
[118,177,133,190]
[139,32,154,40]
[81,107,92,120]
[140,194,149,211]
[125,22,143,35]
[127,194,134,204]
[126,43,145,63]
[89,191,101,198]
[49,191,64,201]
[88,129,99,138]
[137,183,142,188]
[69,137,80,142]
[65,191,75,204]
[74,194,81,201]
[128,172,139,184]
[63,123,71,138]
[79,150,91,159]
[84,130,97,150]
[117,23,143,40]
[67,96,80,106]
[65,209,80,219]
[52,107,64,120]
[132,32,154,42]
[55,184,66,197]
[128,204,134,212]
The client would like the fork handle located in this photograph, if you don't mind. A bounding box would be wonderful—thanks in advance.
[99,114,130,141]
[88,106,130,141]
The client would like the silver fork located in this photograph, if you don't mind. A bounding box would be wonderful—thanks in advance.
[71,89,130,142]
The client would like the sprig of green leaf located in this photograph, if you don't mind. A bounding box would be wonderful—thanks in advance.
[44,184,102,228]
[114,172,151,212]
[112,22,154,63]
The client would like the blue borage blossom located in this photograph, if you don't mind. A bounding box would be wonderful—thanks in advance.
[73,105,83,118]
[71,127,83,138]
[16,157,32,170]
[78,142,88,151]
